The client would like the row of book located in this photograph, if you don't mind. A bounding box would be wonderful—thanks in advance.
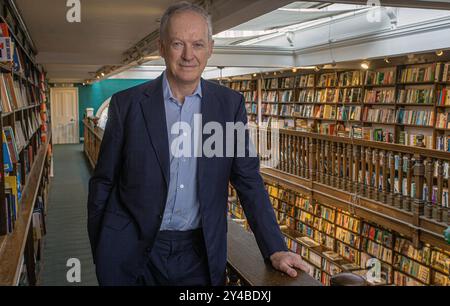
[398,63,441,83]
[0,73,39,112]
[365,68,396,86]
[245,103,257,115]
[258,183,450,285]
[243,91,257,101]
[396,109,434,126]
[362,238,393,263]
[229,80,254,91]
[435,112,450,129]
[397,88,434,104]
[437,87,450,105]
[339,71,364,87]
[364,88,396,104]
[318,73,338,87]
[336,105,361,121]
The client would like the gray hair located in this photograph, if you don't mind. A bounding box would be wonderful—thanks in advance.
[159,1,213,42]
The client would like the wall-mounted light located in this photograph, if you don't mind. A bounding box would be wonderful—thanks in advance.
[253,73,257,77]
[314,66,321,72]
[101,72,105,77]
[96,75,100,79]
[436,50,444,57]
[361,61,370,70]
[292,68,297,73]
[384,58,390,64]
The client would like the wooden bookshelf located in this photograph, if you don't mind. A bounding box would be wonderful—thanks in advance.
[228,61,450,152]
[0,4,51,286]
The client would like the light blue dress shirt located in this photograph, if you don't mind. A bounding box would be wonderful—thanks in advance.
[160,71,202,231]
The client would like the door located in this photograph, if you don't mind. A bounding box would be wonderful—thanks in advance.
[51,87,79,144]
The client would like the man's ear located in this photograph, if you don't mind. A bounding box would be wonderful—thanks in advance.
[158,39,165,58]
[208,39,214,58]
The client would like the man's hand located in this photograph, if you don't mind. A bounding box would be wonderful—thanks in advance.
[270,251,310,277]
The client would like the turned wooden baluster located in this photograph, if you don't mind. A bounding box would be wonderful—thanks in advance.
[327,141,332,186]
[310,138,317,181]
[337,143,343,190]
[367,148,373,199]
[299,136,304,177]
[424,157,433,219]
[374,149,381,202]
[353,145,360,195]
[389,151,395,206]
[405,154,413,212]
[292,136,298,175]
[288,135,293,175]
[320,140,325,183]
[315,139,321,182]
[413,154,425,216]
[331,142,337,187]
[434,160,443,222]
[444,166,450,224]
[306,137,310,179]
[382,150,388,204]
[395,153,403,209]
[412,154,425,247]
[361,147,366,197]
[347,144,353,193]
[278,133,283,171]
[304,137,309,178]
[342,143,348,191]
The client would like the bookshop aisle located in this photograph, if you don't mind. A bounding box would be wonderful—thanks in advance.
[40,144,97,286]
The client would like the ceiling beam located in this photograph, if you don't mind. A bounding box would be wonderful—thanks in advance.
[311,0,450,10]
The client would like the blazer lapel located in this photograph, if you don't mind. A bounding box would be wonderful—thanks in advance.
[140,75,170,188]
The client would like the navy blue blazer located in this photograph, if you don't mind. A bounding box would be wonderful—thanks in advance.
[87,75,287,286]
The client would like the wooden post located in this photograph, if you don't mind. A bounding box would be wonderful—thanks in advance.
[361,147,366,197]
[389,151,395,206]
[347,144,353,193]
[412,154,425,248]
[405,155,413,212]
[382,150,388,204]
[375,149,380,202]
[332,142,337,188]
[354,145,361,195]
[434,160,443,222]
[326,141,331,186]
[310,138,316,182]
[337,143,343,190]
[395,153,403,209]
[367,148,373,200]
[424,157,433,219]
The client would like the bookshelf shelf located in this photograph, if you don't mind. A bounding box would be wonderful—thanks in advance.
[0,131,51,285]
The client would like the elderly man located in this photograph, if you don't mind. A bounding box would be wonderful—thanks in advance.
[88,1,308,286]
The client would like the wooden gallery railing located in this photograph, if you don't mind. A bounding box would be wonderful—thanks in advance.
[251,126,450,251]
[83,120,320,286]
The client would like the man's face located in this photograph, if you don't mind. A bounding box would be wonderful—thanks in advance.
[159,11,213,85]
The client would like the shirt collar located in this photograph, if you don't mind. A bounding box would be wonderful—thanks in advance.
[162,70,202,103]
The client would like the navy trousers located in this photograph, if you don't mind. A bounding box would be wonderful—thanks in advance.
[137,228,211,286]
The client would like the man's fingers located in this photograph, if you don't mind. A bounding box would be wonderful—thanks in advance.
[279,262,298,278]
[293,258,310,273]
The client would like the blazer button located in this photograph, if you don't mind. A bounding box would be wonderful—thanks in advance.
[158,214,163,219]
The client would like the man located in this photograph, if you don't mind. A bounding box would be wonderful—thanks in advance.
[88,1,308,286]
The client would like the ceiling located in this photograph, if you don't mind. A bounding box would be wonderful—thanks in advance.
[13,0,450,83]
[13,0,295,83]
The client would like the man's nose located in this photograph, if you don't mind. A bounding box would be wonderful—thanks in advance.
[182,44,194,61]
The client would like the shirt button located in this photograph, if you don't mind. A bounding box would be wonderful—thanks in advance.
[180,184,184,189]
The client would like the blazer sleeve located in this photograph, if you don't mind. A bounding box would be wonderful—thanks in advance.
[229,95,288,260]
[87,94,124,259]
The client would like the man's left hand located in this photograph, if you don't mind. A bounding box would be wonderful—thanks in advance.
[270,251,310,277]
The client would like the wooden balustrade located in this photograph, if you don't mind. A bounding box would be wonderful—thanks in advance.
[250,126,450,250]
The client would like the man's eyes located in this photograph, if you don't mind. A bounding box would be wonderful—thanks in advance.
[171,42,205,48]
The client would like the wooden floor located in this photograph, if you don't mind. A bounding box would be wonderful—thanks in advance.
[40,144,98,286]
